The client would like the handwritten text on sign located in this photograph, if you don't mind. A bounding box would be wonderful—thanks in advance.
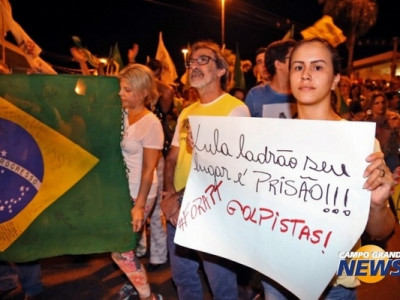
[174,116,375,300]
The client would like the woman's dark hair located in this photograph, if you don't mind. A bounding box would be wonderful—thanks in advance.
[364,90,388,112]
[146,59,162,72]
[289,37,342,75]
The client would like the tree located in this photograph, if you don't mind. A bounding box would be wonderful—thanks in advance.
[319,0,378,75]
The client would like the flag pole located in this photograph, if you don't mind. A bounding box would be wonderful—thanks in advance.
[391,37,398,82]
[221,0,225,47]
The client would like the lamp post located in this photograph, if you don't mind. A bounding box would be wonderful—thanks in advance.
[181,48,188,63]
[221,0,225,47]
[391,37,398,81]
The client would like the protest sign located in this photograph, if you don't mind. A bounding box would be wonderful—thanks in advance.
[174,116,375,300]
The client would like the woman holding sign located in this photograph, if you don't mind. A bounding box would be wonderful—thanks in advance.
[260,37,396,300]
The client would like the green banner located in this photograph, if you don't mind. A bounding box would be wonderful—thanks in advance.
[0,74,135,262]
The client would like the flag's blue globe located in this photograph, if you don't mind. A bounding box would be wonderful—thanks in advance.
[0,118,44,223]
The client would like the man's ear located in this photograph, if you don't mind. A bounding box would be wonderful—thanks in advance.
[217,68,226,78]
[274,59,281,70]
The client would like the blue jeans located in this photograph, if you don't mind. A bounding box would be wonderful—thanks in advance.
[320,284,357,300]
[167,223,238,300]
[261,277,357,300]
[0,261,43,297]
[0,262,18,292]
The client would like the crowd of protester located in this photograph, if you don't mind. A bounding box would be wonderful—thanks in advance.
[1,34,399,300]
[336,78,400,174]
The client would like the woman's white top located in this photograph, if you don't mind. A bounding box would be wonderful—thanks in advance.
[121,112,163,199]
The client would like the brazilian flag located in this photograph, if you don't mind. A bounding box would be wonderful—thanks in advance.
[0,74,135,262]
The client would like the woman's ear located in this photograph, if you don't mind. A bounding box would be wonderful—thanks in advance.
[142,88,149,99]
[331,74,341,91]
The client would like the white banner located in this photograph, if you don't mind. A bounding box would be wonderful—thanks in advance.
[174,116,376,300]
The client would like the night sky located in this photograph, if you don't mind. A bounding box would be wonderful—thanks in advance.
[8,0,399,76]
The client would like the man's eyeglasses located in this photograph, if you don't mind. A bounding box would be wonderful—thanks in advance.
[185,55,216,68]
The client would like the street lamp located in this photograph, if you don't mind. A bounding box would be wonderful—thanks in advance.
[181,48,188,63]
[221,0,225,47]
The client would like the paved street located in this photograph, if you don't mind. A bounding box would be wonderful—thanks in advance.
[1,251,212,300]
[3,225,400,300]
[2,253,179,300]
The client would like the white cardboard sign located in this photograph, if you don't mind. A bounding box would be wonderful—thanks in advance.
[174,116,376,300]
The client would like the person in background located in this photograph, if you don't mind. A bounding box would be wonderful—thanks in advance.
[161,40,250,300]
[353,90,400,172]
[346,83,363,119]
[386,90,400,112]
[0,262,43,300]
[349,82,362,103]
[229,87,246,101]
[245,39,297,118]
[387,110,400,133]
[241,59,255,89]
[334,75,352,119]
[360,80,374,104]
[172,86,200,130]
[338,75,352,106]
[261,37,395,300]
[146,58,176,157]
[146,59,175,123]
[112,64,163,300]
[253,47,271,86]
[182,86,200,109]
[387,110,400,177]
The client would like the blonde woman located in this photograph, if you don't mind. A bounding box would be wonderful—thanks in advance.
[112,64,163,300]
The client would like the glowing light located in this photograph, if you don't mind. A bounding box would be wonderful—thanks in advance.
[182,48,188,62]
[75,79,87,95]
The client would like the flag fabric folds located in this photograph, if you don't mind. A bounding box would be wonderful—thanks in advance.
[109,42,124,73]
[233,43,246,91]
[0,74,135,262]
[0,98,99,252]
[282,24,295,41]
[301,15,346,47]
[155,31,178,85]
